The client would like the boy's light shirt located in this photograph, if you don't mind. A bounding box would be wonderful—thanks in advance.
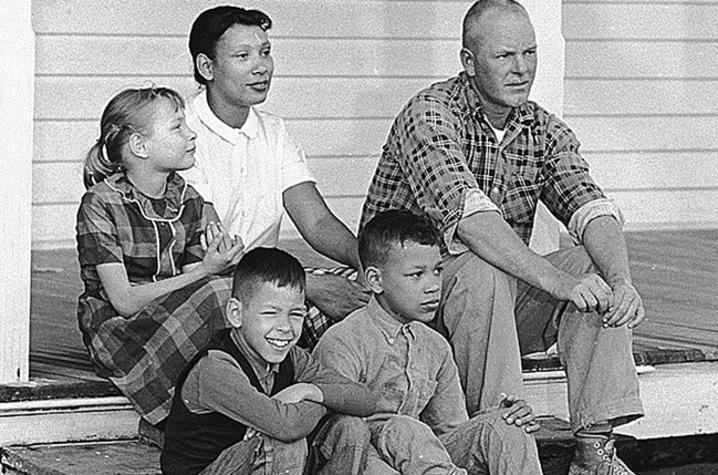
[313,297,469,437]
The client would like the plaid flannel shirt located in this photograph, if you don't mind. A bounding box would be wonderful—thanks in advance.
[361,73,608,255]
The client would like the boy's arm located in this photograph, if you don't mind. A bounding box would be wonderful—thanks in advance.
[419,339,470,436]
[296,342,379,417]
[194,351,326,442]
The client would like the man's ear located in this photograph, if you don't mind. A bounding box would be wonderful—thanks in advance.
[364,265,384,294]
[460,47,476,77]
[226,297,243,328]
[128,132,148,159]
[196,53,215,83]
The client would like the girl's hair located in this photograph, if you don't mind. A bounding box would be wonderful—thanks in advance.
[83,86,185,189]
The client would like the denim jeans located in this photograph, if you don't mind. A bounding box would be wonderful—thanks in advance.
[367,409,542,474]
[436,246,644,433]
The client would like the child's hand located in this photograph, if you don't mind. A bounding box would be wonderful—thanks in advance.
[202,222,240,254]
[499,393,540,433]
[272,383,323,404]
[200,224,244,275]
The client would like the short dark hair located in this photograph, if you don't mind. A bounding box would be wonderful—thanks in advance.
[359,210,441,268]
[462,0,527,49]
[231,247,305,302]
[189,6,272,85]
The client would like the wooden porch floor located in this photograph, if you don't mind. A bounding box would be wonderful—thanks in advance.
[21,230,718,396]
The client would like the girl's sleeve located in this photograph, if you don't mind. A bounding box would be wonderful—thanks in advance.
[76,191,123,267]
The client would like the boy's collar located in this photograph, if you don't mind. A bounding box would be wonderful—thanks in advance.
[366,298,416,343]
[230,329,280,376]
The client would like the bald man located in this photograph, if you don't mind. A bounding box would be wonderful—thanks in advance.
[361,1,644,473]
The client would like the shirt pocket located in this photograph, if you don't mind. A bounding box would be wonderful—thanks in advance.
[501,173,545,225]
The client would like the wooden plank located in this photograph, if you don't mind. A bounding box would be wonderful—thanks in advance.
[34,114,718,161]
[563,3,718,40]
[32,156,378,204]
[32,151,718,205]
[565,79,718,116]
[566,115,718,152]
[35,36,461,78]
[32,0,468,38]
[33,75,433,121]
[565,41,718,79]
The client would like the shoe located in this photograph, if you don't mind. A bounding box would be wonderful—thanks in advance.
[567,433,635,475]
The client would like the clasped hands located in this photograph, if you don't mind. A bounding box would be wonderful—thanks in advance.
[558,273,645,329]
[199,222,245,274]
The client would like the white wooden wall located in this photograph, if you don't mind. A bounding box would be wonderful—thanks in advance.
[31,0,563,249]
[563,0,718,231]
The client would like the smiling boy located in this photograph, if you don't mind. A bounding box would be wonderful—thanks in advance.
[161,247,377,475]
[313,210,543,474]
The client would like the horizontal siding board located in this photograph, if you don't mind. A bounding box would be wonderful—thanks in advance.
[32,1,466,39]
[565,116,718,152]
[33,156,379,204]
[34,114,718,167]
[34,76,435,121]
[564,79,718,116]
[563,4,718,40]
[34,117,391,161]
[34,152,718,205]
[34,190,718,248]
[585,152,718,191]
[565,41,718,79]
[35,36,461,78]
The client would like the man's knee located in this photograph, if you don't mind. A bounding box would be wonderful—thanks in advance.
[549,245,597,275]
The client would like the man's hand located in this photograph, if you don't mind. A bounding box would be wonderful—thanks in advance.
[272,383,323,404]
[602,280,645,329]
[555,272,613,314]
[499,394,540,433]
[305,273,370,321]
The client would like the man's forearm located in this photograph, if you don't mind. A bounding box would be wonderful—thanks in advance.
[581,216,632,286]
[304,216,361,270]
[456,211,571,296]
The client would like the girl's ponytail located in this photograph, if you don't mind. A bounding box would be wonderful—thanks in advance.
[83,134,120,189]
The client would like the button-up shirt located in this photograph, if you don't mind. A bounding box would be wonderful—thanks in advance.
[360,73,622,255]
[182,91,315,250]
[313,298,468,437]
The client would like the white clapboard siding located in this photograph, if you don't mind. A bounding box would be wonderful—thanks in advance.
[31,0,565,248]
[562,0,718,231]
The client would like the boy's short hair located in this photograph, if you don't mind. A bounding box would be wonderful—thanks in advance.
[189,6,272,85]
[232,247,305,302]
[359,210,441,268]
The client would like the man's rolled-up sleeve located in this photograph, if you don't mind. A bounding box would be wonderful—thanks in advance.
[540,115,612,239]
[396,99,499,254]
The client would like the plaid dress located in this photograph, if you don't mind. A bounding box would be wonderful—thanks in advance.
[76,172,232,424]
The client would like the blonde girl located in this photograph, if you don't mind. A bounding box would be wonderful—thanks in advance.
[76,87,243,425]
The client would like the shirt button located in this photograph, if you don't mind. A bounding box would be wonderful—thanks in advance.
[388,338,395,344]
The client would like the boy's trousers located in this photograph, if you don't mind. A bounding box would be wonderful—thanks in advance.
[435,246,644,433]
[366,409,542,474]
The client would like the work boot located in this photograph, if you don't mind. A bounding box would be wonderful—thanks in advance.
[568,433,635,475]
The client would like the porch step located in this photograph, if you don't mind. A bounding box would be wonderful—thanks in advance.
[2,422,717,475]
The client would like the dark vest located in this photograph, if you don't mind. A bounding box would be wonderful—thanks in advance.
[160,329,295,475]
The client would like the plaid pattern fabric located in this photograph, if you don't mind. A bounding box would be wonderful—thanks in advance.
[76,172,232,424]
[298,266,358,350]
[361,73,606,252]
